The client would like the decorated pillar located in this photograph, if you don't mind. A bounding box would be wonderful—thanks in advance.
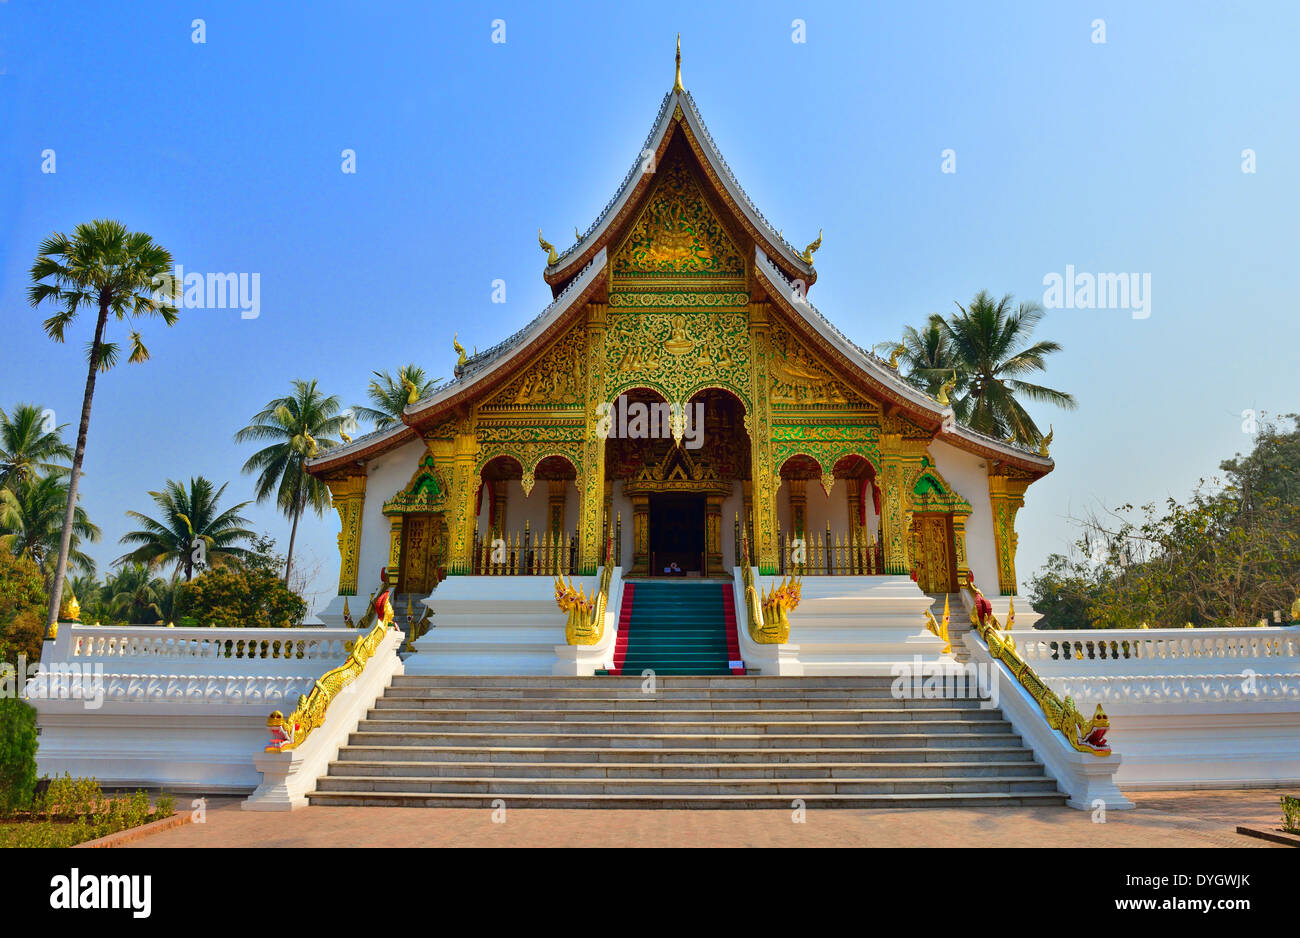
[578,303,609,573]
[385,514,404,586]
[878,418,928,575]
[445,418,480,575]
[325,472,367,596]
[547,479,568,536]
[951,510,972,588]
[988,471,1031,595]
[705,494,724,574]
[631,494,650,575]
[746,303,779,574]
[492,485,508,535]
[787,477,807,536]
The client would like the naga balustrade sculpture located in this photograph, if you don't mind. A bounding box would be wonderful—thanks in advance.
[265,603,395,753]
[964,581,1111,756]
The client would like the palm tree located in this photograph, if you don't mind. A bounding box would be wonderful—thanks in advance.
[940,291,1076,444]
[103,564,169,624]
[877,314,959,398]
[116,477,255,581]
[28,219,179,633]
[0,474,101,584]
[0,404,73,488]
[234,379,347,585]
[352,363,439,431]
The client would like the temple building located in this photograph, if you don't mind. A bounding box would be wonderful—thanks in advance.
[306,48,1053,672]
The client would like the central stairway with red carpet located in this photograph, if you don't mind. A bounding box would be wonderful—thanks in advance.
[599,580,743,676]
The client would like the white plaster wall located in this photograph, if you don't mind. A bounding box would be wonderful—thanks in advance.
[475,478,580,541]
[928,439,1000,592]
[356,436,427,592]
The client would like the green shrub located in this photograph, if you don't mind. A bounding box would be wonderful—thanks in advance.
[1282,795,1300,834]
[0,697,38,815]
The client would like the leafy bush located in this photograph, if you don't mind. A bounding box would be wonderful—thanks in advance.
[178,560,306,628]
[1282,795,1300,834]
[0,775,176,847]
[0,552,48,665]
[0,697,38,815]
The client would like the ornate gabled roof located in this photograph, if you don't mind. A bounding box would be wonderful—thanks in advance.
[754,249,1053,477]
[543,86,817,292]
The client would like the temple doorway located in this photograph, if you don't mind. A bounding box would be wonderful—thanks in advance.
[648,493,705,574]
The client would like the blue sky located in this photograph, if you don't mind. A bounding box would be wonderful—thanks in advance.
[2,1,1298,611]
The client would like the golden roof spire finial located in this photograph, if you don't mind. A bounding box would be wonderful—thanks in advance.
[673,34,684,93]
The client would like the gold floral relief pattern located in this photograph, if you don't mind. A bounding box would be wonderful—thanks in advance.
[613,157,744,276]
[487,323,587,407]
[604,311,752,405]
[767,322,865,407]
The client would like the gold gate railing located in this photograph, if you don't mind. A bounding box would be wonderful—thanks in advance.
[472,522,578,576]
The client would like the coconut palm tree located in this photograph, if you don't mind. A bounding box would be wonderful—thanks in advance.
[116,477,256,581]
[0,403,73,488]
[234,379,347,585]
[876,314,959,399]
[351,363,439,431]
[0,474,100,584]
[940,291,1076,444]
[103,564,169,624]
[27,219,179,632]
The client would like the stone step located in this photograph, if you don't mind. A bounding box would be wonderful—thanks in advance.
[373,695,984,710]
[334,744,1039,765]
[312,774,1060,796]
[381,687,962,701]
[346,730,1024,750]
[327,759,1047,780]
[306,790,1068,809]
[352,718,1013,736]
[363,707,1007,723]
[388,675,902,689]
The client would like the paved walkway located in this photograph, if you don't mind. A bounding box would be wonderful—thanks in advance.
[130,787,1288,848]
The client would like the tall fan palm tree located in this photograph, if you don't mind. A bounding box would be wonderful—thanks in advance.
[941,291,1076,444]
[0,474,101,584]
[351,363,439,431]
[0,404,73,488]
[27,219,179,632]
[116,477,256,581]
[235,379,347,585]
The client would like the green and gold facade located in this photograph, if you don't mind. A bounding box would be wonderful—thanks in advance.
[309,83,1052,600]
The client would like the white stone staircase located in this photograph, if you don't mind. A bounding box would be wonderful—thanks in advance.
[306,675,1067,808]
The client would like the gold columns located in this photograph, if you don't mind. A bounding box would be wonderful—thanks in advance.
[446,420,480,575]
[547,479,568,535]
[325,473,367,596]
[747,303,778,574]
[578,303,609,573]
[631,494,650,575]
[385,514,403,586]
[705,495,723,573]
[951,511,972,588]
[878,426,927,575]
[988,473,1031,595]
[787,478,807,536]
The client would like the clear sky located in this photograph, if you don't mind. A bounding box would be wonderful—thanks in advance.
[2,1,1297,612]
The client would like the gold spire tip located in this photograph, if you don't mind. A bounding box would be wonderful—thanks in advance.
[673,34,684,93]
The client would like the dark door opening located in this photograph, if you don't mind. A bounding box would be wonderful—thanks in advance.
[648,493,705,574]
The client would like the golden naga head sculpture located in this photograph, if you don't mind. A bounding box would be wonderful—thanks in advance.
[402,375,420,406]
[798,229,822,265]
[453,332,468,369]
[935,371,957,406]
[886,344,905,369]
[1037,425,1053,456]
[538,230,559,266]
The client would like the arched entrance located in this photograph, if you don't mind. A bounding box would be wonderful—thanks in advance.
[605,387,750,576]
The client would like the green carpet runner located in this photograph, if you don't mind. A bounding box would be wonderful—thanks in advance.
[599,581,740,676]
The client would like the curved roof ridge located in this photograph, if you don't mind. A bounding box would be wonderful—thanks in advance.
[549,88,812,278]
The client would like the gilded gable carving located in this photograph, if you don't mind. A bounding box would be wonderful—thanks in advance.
[486,323,587,408]
[767,322,865,407]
